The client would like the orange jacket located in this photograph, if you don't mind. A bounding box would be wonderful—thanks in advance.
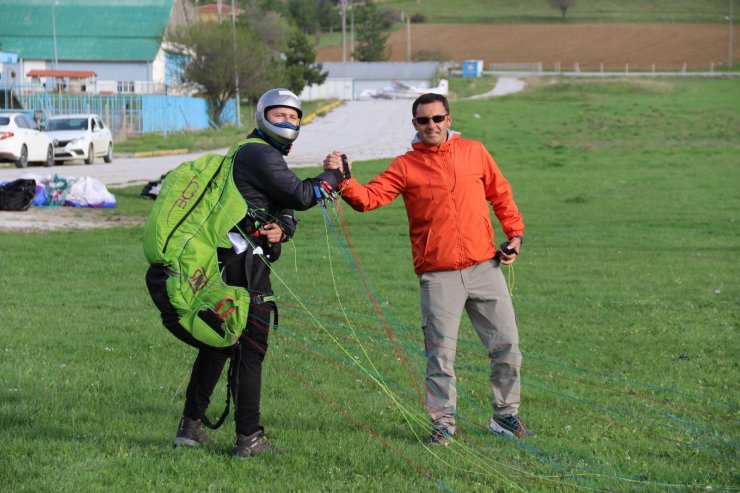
[341,133,524,275]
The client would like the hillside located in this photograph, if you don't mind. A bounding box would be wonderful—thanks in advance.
[373,0,735,24]
[317,23,739,70]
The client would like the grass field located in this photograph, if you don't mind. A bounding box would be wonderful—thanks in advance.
[316,0,739,69]
[375,0,736,24]
[1,77,738,492]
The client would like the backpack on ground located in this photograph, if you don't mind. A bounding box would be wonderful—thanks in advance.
[143,138,267,348]
[0,178,36,211]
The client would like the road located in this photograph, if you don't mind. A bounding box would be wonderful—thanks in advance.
[0,99,415,188]
[0,78,526,187]
[0,79,525,230]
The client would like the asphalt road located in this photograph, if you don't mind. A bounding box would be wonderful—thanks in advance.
[0,78,526,188]
[0,78,526,231]
[0,99,414,188]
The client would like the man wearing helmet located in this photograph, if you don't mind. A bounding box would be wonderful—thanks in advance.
[165,88,346,458]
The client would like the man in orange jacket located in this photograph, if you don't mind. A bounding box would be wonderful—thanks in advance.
[324,93,529,444]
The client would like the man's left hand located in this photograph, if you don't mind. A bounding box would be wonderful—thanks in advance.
[499,236,522,265]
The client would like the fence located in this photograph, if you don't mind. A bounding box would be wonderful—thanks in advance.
[447,63,740,79]
[1,87,237,139]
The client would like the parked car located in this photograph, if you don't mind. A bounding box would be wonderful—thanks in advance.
[0,112,54,168]
[44,114,113,165]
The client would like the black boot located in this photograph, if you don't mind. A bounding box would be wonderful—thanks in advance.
[233,428,285,458]
[173,417,211,447]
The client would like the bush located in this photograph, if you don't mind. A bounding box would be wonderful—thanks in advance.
[412,49,449,62]
[410,13,427,23]
[381,7,400,29]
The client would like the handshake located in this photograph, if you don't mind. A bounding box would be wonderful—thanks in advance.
[323,151,352,180]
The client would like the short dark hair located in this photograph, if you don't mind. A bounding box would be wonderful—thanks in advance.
[412,93,450,117]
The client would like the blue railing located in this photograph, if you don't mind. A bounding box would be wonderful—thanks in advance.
[1,86,237,138]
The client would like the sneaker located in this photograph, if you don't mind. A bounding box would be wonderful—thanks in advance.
[489,415,531,438]
[424,427,453,446]
[234,429,285,458]
[173,416,211,447]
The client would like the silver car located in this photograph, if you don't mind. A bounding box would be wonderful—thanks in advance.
[0,112,54,168]
[44,114,113,165]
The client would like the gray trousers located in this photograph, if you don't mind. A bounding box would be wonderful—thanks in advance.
[419,259,521,434]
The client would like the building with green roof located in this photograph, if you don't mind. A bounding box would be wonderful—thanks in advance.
[0,0,192,94]
[0,1,239,135]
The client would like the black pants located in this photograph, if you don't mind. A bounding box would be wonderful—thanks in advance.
[145,249,273,436]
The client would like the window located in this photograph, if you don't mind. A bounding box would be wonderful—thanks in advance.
[117,81,135,93]
[16,115,30,129]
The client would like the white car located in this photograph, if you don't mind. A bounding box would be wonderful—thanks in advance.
[0,112,54,168]
[44,114,113,165]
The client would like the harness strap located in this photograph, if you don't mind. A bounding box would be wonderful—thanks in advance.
[250,294,279,331]
[200,342,241,430]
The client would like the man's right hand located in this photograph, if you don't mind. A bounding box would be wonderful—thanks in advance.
[323,151,352,178]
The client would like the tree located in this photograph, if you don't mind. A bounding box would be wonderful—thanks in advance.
[355,0,390,62]
[282,30,328,95]
[286,0,338,35]
[549,0,576,21]
[242,6,292,55]
[166,22,275,127]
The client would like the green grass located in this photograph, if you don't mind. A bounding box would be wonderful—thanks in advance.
[377,0,737,24]
[1,78,738,492]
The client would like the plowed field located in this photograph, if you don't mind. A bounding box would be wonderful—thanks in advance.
[318,23,739,69]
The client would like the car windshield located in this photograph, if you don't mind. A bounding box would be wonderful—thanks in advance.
[0,117,10,125]
[46,118,89,131]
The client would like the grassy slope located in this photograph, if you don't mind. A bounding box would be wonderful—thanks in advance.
[0,78,738,492]
[376,0,736,23]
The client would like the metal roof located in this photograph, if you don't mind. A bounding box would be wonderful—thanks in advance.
[0,0,173,61]
[322,62,441,80]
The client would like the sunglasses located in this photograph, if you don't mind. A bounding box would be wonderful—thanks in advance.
[414,114,448,125]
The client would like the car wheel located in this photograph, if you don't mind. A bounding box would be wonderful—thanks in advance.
[103,142,113,163]
[15,145,28,168]
[43,144,54,167]
[84,144,94,165]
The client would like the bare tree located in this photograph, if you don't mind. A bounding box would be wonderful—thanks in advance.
[549,0,576,21]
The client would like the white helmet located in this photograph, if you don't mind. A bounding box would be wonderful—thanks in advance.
[255,88,303,145]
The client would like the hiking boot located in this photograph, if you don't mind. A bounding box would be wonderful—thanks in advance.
[234,429,285,458]
[173,416,211,447]
[489,415,531,438]
[424,427,453,446]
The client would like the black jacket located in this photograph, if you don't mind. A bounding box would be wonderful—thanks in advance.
[231,129,343,246]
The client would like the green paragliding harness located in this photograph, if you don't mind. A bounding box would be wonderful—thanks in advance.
[143,137,278,429]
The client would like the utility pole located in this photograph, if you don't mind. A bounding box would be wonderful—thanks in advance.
[340,0,347,63]
[729,0,734,68]
[406,14,411,61]
[231,0,241,127]
[350,1,355,62]
[52,1,59,70]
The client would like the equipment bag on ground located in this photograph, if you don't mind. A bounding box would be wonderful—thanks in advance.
[0,178,36,211]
